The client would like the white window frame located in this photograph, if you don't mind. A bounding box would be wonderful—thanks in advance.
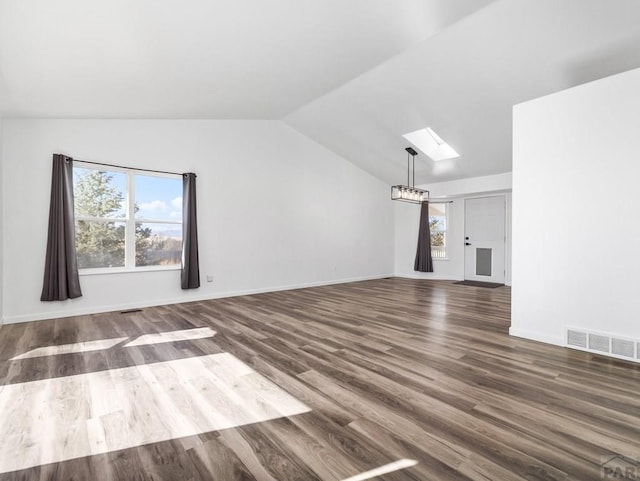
[429,203,448,261]
[74,164,183,275]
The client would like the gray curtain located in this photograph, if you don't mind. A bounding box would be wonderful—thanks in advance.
[41,154,83,301]
[181,173,200,289]
[414,201,434,272]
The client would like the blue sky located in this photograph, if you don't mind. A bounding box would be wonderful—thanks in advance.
[74,168,182,221]
[135,174,182,221]
[74,168,183,239]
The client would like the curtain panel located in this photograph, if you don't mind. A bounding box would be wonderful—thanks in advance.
[181,173,200,289]
[41,154,83,301]
[414,201,434,273]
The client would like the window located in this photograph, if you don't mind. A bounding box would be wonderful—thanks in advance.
[73,166,182,271]
[429,203,447,259]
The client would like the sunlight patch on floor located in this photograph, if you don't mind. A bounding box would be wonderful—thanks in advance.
[0,353,310,474]
[341,459,418,481]
[10,327,216,361]
[124,327,216,347]
[10,337,128,360]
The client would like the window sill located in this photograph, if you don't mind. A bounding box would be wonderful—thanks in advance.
[79,265,181,276]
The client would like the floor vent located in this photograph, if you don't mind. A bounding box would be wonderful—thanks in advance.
[566,328,639,363]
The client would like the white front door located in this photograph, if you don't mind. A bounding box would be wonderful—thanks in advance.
[464,196,506,283]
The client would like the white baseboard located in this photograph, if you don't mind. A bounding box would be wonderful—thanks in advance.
[509,326,564,346]
[394,273,463,281]
[397,273,512,286]
[2,273,394,325]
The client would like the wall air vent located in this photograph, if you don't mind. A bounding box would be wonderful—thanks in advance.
[612,338,634,358]
[567,330,587,348]
[588,334,610,353]
[566,327,639,363]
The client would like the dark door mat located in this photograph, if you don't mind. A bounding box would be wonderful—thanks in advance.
[454,280,504,288]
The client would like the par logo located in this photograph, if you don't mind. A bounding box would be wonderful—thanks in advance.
[601,455,639,480]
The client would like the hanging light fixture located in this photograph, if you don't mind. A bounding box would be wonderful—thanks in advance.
[391,147,429,203]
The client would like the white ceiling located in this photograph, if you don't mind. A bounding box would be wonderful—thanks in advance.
[285,0,640,183]
[0,0,489,119]
[2,0,640,183]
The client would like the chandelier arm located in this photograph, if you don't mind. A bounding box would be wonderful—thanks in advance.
[407,151,410,187]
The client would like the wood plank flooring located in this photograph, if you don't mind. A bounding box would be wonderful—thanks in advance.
[0,278,639,480]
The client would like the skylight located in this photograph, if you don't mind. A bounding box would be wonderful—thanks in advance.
[403,127,460,161]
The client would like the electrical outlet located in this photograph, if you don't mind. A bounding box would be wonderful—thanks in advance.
[206,275,213,282]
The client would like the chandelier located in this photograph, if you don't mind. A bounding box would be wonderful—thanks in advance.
[391,147,429,203]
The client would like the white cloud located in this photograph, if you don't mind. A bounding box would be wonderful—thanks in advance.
[139,200,166,212]
[169,210,182,219]
[171,197,182,209]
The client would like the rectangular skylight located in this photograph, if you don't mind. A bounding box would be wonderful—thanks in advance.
[403,127,460,161]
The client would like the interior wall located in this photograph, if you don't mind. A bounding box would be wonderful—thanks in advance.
[512,67,640,345]
[0,119,3,324]
[394,173,512,282]
[1,119,394,323]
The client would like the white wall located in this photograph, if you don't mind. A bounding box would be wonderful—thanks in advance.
[394,173,512,282]
[1,119,394,323]
[511,67,640,345]
[0,119,3,324]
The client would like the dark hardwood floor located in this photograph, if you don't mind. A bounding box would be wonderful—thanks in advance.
[0,278,639,480]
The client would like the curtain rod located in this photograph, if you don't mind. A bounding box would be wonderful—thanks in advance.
[74,159,187,177]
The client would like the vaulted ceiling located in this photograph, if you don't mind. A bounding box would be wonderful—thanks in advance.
[2,0,640,183]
